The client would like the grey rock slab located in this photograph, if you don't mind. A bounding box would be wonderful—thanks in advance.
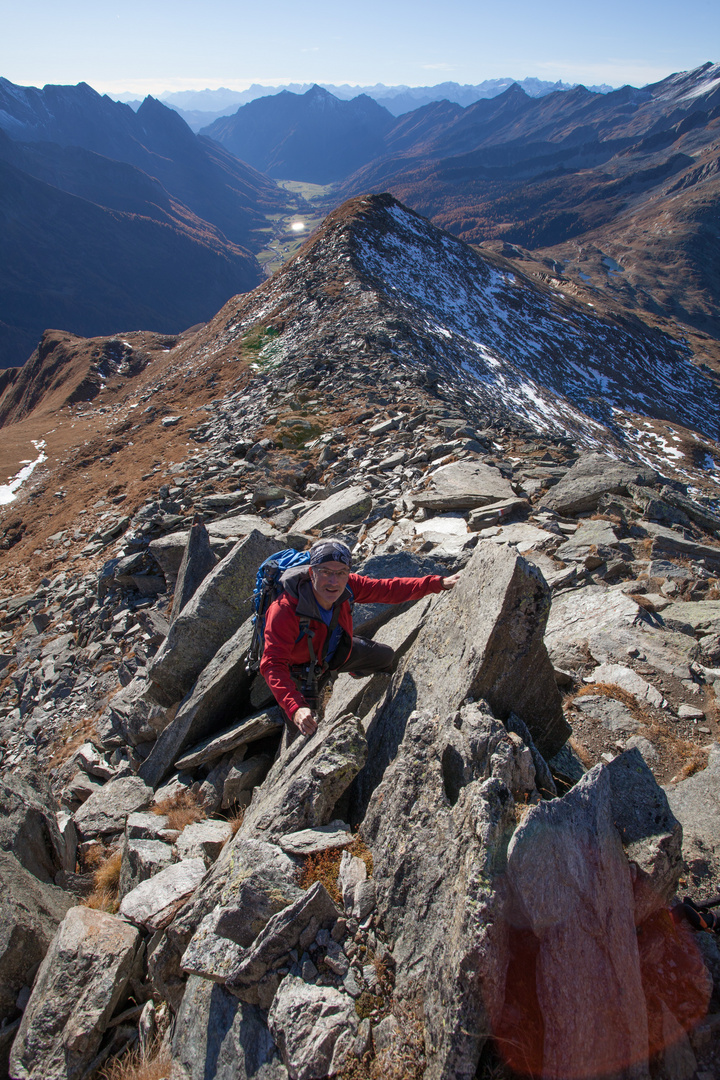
[658,486,720,535]
[172,974,288,1080]
[411,460,515,511]
[62,771,104,805]
[362,704,519,1079]
[665,744,720,887]
[176,707,283,771]
[642,522,720,572]
[149,837,302,1011]
[544,584,697,676]
[138,619,257,789]
[207,514,281,539]
[0,772,65,884]
[119,857,206,932]
[171,519,217,621]
[603,749,683,923]
[9,906,140,1080]
[467,497,529,530]
[181,905,247,982]
[241,715,367,843]
[541,453,657,515]
[227,882,341,1006]
[555,518,620,562]
[486,522,558,553]
[96,674,170,749]
[176,820,233,865]
[197,753,243,815]
[625,735,658,763]
[662,601,720,637]
[268,975,358,1080]
[573,694,640,734]
[293,486,372,533]
[0,851,73,1020]
[590,663,664,708]
[355,541,568,814]
[222,753,274,809]
[55,812,78,874]
[72,776,153,841]
[647,559,694,581]
[117,838,175,901]
[506,756,653,1080]
[148,529,285,705]
[125,811,178,843]
[72,742,116,779]
[278,821,352,857]
[677,703,705,719]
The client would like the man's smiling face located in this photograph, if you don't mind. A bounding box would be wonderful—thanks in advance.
[310,561,350,609]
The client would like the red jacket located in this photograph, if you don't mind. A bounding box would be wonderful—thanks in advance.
[260,570,445,720]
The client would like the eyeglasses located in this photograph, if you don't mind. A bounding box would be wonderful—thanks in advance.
[313,566,350,580]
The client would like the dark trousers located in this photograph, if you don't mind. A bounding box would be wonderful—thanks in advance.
[336,636,394,677]
[280,637,394,747]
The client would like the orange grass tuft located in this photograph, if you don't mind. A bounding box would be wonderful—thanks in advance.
[152,789,206,831]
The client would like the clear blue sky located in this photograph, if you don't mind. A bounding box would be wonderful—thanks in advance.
[1,0,717,96]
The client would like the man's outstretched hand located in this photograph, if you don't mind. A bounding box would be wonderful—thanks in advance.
[292,707,318,736]
[441,572,462,590]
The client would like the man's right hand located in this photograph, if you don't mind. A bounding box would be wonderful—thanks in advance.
[292,707,318,736]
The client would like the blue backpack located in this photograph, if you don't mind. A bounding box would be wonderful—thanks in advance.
[246,549,312,673]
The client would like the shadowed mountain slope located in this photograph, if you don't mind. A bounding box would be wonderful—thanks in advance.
[0,150,263,369]
[0,79,294,369]
[0,79,284,248]
[201,85,395,183]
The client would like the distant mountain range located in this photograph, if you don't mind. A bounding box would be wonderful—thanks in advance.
[0,78,289,368]
[201,67,720,338]
[117,78,614,131]
[202,86,395,184]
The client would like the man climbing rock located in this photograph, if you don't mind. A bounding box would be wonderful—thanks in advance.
[260,539,460,736]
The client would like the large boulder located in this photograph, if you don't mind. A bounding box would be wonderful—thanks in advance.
[268,976,358,1080]
[503,750,681,1080]
[292,486,372,534]
[0,773,65,884]
[172,975,288,1080]
[9,907,141,1080]
[353,541,569,816]
[361,703,528,1079]
[138,620,258,788]
[0,852,74,1021]
[149,515,280,581]
[171,518,218,621]
[410,460,515,511]
[665,743,720,890]
[149,838,303,1013]
[241,715,368,842]
[147,530,284,705]
[541,453,657,515]
[72,775,153,841]
[544,584,697,677]
[94,675,169,749]
[225,882,341,1008]
[119,858,206,932]
[117,837,175,901]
